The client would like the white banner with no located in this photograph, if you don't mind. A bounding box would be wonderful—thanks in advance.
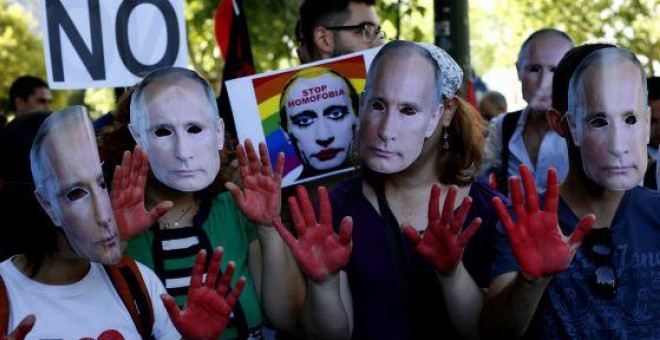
[40,0,188,89]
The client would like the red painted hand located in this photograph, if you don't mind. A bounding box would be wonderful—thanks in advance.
[111,146,173,241]
[162,248,246,340]
[225,139,284,225]
[273,186,352,281]
[403,184,481,275]
[0,314,35,340]
[493,165,595,281]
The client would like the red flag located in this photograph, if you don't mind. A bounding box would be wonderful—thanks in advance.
[214,0,255,80]
[466,81,478,109]
[214,0,234,61]
[214,0,255,138]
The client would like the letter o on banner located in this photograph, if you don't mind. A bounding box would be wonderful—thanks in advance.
[116,0,179,75]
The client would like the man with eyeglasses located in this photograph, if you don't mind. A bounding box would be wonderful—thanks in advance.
[297,0,385,63]
[8,75,52,117]
[481,44,660,339]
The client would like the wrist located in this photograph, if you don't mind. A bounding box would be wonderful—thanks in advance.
[519,271,552,286]
[436,261,464,281]
[308,271,340,287]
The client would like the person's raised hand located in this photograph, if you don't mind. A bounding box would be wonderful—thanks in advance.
[225,139,284,225]
[161,248,245,340]
[492,165,595,281]
[111,146,173,241]
[0,314,35,340]
[403,184,481,275]
[273,186,352,281]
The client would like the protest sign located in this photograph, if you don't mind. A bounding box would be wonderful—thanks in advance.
[40,0,187,89]
[226,47,380,187]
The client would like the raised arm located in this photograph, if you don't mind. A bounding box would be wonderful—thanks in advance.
[225,139,305,334]
[273,186,353,340]
[402,184,483,339]
[161,248,245,340]
[480,166,594,338]
[111,146,172,241]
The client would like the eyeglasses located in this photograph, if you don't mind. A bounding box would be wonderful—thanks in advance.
[584,228,616,298]
[324,23,386,44]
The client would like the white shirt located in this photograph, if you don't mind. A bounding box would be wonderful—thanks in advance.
[0,258,180,340]
[483,107,569,194]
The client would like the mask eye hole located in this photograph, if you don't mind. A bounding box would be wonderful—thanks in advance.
[370,100,385,111]
[587,117,609,128]
[400,105,418,116]
[624,115,637,125]
[187,125,202,134]
[154,127,172,137]
[65,187,89,202]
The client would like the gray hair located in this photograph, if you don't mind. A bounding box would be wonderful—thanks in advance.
[516,28,574,69]
[30,106,93,201]
[130,67,219,142]
[363,40,445,105]
[566,47,648,145]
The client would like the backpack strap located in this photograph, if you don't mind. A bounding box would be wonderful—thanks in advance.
[104,256,154,339]
[498,110,523,196]
[0,274,8,333]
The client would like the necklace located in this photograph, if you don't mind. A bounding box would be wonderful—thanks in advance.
[159,203,195,229]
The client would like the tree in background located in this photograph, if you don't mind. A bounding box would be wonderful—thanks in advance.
[186,0,431,92]
[5,0,655,116]
[517,0,658,76]
[470,0,659,77]
[0,0,67,115]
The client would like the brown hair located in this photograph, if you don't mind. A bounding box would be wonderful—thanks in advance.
[437,97,486,186]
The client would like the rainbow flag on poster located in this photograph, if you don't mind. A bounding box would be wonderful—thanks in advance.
[252,55,367,177]
[225,47,380,187]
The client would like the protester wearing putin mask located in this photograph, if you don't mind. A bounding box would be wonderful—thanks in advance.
[32,106,123,264]
[0,106,246,339]
[274,41,506,339]
[115,67,305,337]
[564,48,650,190]
[129,68,224,193]
[483,45,660,339]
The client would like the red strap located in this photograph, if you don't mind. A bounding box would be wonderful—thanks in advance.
[0,274,8,332]
[104,256,153,338]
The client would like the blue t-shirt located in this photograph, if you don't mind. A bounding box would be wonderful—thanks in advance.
[492,186,660,338]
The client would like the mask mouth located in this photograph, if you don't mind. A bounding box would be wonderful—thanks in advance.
[600,165,635,171]
[98,233,119,246]
[368,146,398,158]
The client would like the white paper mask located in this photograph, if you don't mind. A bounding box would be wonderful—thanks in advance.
[130,68,223,192]
[31,106,121,264]
[359,41,456,174]
[566,48,649,190]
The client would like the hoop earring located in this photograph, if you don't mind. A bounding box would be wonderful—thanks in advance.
[442,129,450,150]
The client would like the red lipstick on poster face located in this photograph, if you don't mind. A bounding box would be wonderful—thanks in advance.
[313,148,342,161]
